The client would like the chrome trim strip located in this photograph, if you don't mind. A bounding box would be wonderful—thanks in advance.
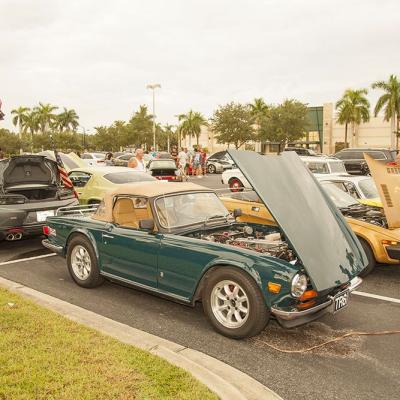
[100,271,190,303]
[271,276,363,321]
[42,239,63,254]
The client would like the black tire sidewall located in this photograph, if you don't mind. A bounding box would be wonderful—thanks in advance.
[208,164,216,174]
[358,237,376,277]
[67,235,104,288]
[203,268,269,339]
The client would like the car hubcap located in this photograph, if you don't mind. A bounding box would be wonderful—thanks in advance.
[71,245,91,280]
[211,280,249,329]
[230,180,242,192]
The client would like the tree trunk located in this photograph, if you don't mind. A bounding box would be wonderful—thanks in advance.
[391,111,397,150]
[344,123,348,148]
[351,123,356,147]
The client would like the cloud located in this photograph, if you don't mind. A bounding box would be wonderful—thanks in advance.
[0,0,399,132]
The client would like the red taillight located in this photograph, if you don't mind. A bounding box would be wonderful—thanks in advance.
[43,226,50,235]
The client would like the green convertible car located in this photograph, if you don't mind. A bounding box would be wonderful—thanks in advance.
[42,151,366,339]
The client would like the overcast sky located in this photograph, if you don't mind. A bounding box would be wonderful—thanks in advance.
[1,0,399,132]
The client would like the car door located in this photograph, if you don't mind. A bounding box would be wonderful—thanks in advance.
[99,196,160,288]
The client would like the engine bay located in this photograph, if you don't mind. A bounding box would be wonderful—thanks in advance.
[187,224,296,262]
[340,204,388,229]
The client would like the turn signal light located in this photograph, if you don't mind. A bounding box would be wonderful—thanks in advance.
[382,240,398,246]
[43,226,50,235]
[267,282,281,294]
[297,300,316,310]
[300,290,318,301]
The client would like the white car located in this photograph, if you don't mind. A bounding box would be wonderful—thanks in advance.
[81,152,106,167]
[222,155,348,191]
[317,175,379,202]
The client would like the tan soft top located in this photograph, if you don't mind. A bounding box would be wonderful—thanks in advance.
[92,181,209,222]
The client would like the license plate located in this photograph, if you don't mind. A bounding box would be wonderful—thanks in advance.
[333,290,349,313]
[36,210,55,222]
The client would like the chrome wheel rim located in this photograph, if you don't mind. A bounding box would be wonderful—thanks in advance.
[230,180,242,191]
[211,280,250,329]
[71,245,91,280]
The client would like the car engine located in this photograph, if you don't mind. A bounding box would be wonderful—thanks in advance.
[191,225,296,262]
[340,204,388,229]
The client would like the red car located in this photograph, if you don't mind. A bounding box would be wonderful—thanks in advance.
[148,159,182,182]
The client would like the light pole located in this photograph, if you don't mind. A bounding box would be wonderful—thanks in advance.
[146,83,161,150]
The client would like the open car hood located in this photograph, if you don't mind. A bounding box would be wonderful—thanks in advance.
[228,150,366,291]
[364,153,400,229]
[0,155,59,188]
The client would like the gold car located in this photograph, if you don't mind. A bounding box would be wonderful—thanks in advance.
[221,185,400,277]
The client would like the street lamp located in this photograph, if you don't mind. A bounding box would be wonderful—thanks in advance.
[146,83,161,150]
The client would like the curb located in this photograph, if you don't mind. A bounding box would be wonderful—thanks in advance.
[0,276,283,400]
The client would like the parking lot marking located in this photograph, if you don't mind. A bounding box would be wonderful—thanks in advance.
[0,253,56,266]
[353,291,400,304]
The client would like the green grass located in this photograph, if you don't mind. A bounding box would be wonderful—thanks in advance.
[0,288,217,400]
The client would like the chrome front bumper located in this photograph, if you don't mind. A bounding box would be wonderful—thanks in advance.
[271,276,363,322]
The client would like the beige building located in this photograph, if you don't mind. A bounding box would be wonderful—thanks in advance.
[323,102,392,154]
[180,102,393,155]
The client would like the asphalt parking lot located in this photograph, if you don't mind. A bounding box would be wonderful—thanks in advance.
[1,174,399,400]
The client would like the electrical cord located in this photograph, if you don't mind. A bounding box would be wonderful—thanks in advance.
[254,329,400,353]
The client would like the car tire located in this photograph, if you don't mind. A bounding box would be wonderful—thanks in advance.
[202,267,269,339]
[358,237,376,277]
[229,178,244,192]
[67,235,104,288]
[208,164,216,174]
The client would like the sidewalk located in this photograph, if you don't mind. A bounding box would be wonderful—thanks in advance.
[0,276,282,400]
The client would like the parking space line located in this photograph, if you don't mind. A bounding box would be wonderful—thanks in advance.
[0,253,56,266]
[353,291,400,304]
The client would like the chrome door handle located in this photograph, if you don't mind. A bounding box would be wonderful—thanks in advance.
[102,233,114,239]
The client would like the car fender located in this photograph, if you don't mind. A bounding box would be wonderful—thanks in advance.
[192,260,263,304]
[66,228,100,259]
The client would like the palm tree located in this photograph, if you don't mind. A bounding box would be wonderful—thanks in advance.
[163,124,175,152]
[24,111,39,152]
[372,75,400,150]
[248,97,269,125]
[11,106,30,139]
[177,110,207,147]
[33,102,58,134]
[335,89,370,147]
[56,108,79,132]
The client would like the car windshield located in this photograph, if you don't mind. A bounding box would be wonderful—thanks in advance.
[150,160,176,169]
[93,153,105,159]
[305,161,329,174]
[60,154,80,169]
[358,178,379,199]
[320,182,358,208]
[103,172,155,184]
[155,192,229,228]
[328,161,347,173]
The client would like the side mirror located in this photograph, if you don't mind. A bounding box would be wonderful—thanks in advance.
[233,208,242,218]
[139,219,155,231]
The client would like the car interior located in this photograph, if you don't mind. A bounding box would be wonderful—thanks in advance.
[112,196,154,229]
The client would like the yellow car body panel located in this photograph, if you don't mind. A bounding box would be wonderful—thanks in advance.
[221,196,400,265]
[359,197,382,208]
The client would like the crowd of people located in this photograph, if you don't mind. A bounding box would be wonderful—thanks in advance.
[104,145,208,178]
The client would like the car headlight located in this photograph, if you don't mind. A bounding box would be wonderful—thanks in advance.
[291,273,308,298]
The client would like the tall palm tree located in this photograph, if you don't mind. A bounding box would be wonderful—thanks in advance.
[56,108,79,132]
[372,75,400,150]
[11,106,30,139]
[335,89,370,147]
[248,97,269,124]
[24,111,40,152]
[177,110,207,147]
[33,102,58,134]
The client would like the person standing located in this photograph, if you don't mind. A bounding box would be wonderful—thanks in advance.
[149,147,157,159]
[104,152,113,166]
[192,147,202,178]
[178,147,189,180]
[199,145,207,175]
[128,148,146,171]
[170,145,178,165]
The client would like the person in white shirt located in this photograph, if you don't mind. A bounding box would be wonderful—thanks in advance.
[177,147,189,180]
[128,148,146,171]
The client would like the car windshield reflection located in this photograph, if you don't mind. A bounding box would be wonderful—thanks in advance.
[155,192,229,228]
